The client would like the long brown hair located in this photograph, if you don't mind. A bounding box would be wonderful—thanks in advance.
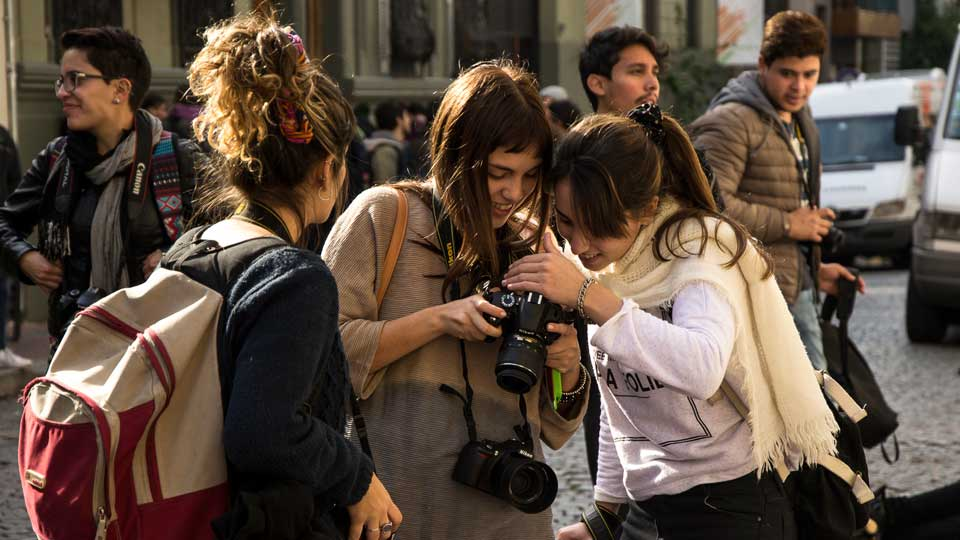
[399,59,553,290]
[188,12,355,246]
[552,111,772,275]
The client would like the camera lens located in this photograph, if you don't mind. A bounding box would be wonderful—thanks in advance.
[498,458,558,514]
[495,335,545,394]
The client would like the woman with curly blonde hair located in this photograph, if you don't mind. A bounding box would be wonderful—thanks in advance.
[165,12,400,540]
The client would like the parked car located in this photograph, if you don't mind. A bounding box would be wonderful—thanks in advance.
[907,40,960,342]
[810,71,944,267]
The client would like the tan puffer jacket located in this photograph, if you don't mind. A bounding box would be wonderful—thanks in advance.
[689,71,821,305]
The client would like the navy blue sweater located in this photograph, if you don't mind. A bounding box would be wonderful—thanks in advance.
[169,227,373,511]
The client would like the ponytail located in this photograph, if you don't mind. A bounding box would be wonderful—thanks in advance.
[632,107,773,277]
[659,116,718,213]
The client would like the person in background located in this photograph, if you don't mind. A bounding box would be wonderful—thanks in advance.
[364,100,411,185]
[354,102,376,138]
[166,83,203,140]
[689,11,863,372]
[0,26,200,345]
[142,91,171,122]
[540,84,569,106]
[405,101,431,178]
[579,26,664,115]
[0,125,30,368]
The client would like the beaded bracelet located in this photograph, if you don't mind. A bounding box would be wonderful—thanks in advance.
[559,364,588,404]
[577,277,598,320]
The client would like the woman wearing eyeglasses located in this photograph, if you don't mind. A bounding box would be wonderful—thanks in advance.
[0,26,201,345]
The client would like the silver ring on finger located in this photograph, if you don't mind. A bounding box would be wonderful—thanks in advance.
[380,521,394,537]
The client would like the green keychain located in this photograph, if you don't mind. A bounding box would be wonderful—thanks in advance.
[553,368,562,409]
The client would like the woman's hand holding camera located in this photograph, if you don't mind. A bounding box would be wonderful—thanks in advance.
[556,522,592,540]
[348,473,402,540]
[19,251,63,293]
[438,294,505,342]
[502,232,584,308]
[546,323,581,391]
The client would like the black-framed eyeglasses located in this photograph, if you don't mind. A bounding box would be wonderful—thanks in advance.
[54,71,109,94]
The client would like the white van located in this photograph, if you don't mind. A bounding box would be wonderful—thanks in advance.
[810,73,944,266]
[907,37,960,342]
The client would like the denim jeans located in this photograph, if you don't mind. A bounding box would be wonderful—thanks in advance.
[787,288,825,371]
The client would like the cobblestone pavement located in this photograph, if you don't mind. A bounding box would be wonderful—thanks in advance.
[0,269,957,538]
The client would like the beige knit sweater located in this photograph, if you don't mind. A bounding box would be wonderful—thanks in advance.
[322,185,588,540]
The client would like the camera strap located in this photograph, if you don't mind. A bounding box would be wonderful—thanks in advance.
[431,191,535,449]
[233,200,294,244]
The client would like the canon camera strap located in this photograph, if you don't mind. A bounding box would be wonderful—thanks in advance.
[431,191,535,448]
[117,111,160,286]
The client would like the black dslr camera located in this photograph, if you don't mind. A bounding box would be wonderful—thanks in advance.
[482,287,576,394]
[819,226,846,255]
[452,437,558,514]
[54,287,106,337]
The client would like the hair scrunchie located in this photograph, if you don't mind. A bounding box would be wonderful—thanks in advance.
[275,31,314,144]
[626,103,665,149]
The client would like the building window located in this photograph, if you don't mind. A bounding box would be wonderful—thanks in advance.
[454,0,539,76]
[49,0,122,60]
[172,0,233,67]
[764,0,788,20]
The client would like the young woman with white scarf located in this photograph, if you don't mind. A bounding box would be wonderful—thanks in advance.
[503,104,840,540]
[0,27,199,345]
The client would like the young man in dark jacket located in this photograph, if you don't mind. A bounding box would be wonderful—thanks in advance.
[690,11,863,372]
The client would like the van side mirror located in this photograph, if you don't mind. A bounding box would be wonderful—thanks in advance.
[894,105,920,146]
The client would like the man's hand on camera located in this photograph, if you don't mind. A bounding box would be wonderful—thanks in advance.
[787,206,834,242]
[818,263,866,296]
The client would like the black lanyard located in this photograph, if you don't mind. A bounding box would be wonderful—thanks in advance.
[432,191,533,447]
[234,201,293,244]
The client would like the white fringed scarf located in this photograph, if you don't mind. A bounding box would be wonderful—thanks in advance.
[589,197,839,473]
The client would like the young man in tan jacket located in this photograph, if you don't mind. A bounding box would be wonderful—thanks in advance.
[690,11,863,371]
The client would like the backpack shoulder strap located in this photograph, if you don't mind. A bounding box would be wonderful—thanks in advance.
[375,188,408,311]
[149,131,187,241]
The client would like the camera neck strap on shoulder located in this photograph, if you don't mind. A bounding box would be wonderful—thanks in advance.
[233,200,294,244]
[431,191,535,449]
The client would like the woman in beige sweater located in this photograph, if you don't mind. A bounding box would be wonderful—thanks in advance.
[322,60,589,539]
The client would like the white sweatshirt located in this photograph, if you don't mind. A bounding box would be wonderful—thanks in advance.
[591,281,756,503]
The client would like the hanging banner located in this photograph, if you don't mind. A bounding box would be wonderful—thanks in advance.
[717,0,764,65]
[586,0,644,38]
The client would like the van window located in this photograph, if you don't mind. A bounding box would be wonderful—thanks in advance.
[817,115,905,165]
[947,73,960,138]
